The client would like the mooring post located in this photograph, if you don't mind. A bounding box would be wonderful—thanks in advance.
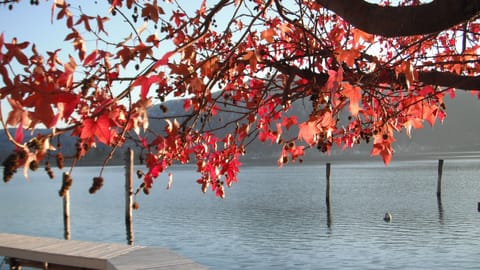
[326,163,331,206]
[125,148,134,245]
[437,159,444,198]
[62,173,71,240]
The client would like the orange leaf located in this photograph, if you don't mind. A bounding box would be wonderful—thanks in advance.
[261,28,275,43]
[200,56,219,78]
[370,142,393,165]
[395,61,417,89]
[342,83,362,117]
[422,104,437,127]
[298,121,319,146]
[352,28,374,45]
[403,118,423,138]
[334,48,360,67]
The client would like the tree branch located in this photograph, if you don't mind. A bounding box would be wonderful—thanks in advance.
[316,0,480,37]
[418,71,480,90]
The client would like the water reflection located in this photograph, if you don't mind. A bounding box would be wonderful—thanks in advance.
[437,196,444,224]
[326,201,332,229]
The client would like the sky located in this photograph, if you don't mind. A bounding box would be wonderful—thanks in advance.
[0,0,480,153]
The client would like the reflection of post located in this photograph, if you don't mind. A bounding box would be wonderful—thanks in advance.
[326,163,332,228]
[437,159,444,198]
[125,148,134,245]
[326,163,331,206]
[62,173,71,240]
[437,196,444,224]
[326,199,332,228]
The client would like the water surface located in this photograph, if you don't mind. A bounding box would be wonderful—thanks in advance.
[1,159,480,269]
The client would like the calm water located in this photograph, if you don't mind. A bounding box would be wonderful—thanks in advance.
[1,158,480,269]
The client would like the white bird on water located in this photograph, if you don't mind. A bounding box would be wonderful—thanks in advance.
[384,212,392,222]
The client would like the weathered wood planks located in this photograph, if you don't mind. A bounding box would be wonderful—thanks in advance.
[0,233,207,270]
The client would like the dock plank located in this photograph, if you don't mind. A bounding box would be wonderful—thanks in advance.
[0,233,207,270]
[107,247,207,270]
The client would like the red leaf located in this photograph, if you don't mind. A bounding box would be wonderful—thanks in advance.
[75,14,93,32]
[0,65,12,87]
[52,93,80,120]
[171,10,186,27]
[142,3,160,23]
[152,51,175,70]
[83,50,98,66]
[110,0,122,9]
[418,85,434,96]
[183,99,193,111]
[15,124,24,144]
[117,46,133,67]
[96,16,109,35]
[80,114,112,145]
[281,116,298,130]
[5,39,29,66]
[132,75,160,100]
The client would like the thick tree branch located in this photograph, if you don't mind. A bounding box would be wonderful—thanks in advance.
[316,0,480,37]
[418,71,480,90]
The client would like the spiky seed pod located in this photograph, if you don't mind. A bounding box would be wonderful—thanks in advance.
[75,142,82,160]
[2,152,19,183]
[27,138,41,151]
[56,153,64,169]
[132,201,139,210]
[89,176,104,194]
[29,160,39,171]
[45,161,54,179]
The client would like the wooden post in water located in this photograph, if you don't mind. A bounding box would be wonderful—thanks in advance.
[437,159,444,198]
[62,173,71,240]
[326,163,331,206]
[125,148,135,245]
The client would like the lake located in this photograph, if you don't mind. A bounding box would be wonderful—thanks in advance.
[1,158,480,269]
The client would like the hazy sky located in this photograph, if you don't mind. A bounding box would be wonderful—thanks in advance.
[0,1,479,151]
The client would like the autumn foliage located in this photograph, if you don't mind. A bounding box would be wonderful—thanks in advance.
[0,0,479,197]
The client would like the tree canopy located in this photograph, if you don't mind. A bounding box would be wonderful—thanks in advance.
[0,0,479,198]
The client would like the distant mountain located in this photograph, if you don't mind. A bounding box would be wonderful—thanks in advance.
[1,91,479,168]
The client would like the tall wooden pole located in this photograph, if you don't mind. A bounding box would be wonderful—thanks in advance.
[125,148,134,245]
[437,159,444,198]
[62,173,71,240]
[325,163,332,228]
[326,163,331,206]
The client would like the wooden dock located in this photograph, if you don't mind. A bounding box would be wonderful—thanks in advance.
[0,233,207,270]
